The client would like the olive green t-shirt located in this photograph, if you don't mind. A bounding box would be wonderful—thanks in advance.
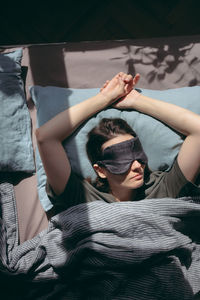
[46,159,199,214]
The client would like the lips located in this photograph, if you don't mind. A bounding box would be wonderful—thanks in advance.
[132,173,143,180]
[134,174,142,179]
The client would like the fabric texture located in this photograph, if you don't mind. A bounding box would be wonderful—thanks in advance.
[30,85,200,211]
[0,49,35,172]
[97,137,148,174]
[0,181,200,299]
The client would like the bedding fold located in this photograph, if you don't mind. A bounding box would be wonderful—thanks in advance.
[0,182,200,299]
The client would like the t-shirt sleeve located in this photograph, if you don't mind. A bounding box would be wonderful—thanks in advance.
[145,158,199,199]
[161,158,189,198]
[46,171,88,214]
[163,158,200,198]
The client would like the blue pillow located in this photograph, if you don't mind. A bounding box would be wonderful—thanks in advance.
[30,85,200,211]
[0,49,35,172]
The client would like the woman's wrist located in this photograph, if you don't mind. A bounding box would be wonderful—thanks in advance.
[130,89,142,106]
[98,92,115,106]
[129,93,152,112]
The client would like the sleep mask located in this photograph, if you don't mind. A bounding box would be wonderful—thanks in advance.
[97,137,148,174]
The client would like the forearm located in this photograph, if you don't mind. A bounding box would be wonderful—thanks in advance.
[36,93,111,142]
[132,94,200,136]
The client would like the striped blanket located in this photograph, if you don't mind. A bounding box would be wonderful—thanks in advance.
[0,182,200,299]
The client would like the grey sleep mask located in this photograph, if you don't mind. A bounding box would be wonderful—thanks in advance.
[97,137,148,174]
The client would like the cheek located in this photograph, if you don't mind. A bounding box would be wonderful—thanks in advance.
[112,174,128,184]
[105,171,126,184]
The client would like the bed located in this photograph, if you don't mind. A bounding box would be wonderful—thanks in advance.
[0,34,200,299]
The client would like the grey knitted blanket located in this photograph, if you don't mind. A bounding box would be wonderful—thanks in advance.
[0,182,200,300]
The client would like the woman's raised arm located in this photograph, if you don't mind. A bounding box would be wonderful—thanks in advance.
[114,83,200,183]
[35,72,134,196]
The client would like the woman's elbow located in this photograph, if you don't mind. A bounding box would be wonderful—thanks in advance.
[35,127,58,145]
[35,127,46,144]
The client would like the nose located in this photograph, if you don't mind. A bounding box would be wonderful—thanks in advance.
[130,160,142,171]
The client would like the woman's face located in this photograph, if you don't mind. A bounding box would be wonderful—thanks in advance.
[94,134,146,192]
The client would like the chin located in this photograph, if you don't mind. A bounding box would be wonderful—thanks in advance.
[131,179,144,189]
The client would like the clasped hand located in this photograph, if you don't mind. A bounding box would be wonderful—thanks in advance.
[100,72,141,109]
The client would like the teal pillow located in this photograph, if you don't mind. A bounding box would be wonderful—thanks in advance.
[0,49,35,172]
[30,85,200,211]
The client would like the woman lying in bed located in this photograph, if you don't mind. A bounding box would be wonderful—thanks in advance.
[35,72,200,212]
